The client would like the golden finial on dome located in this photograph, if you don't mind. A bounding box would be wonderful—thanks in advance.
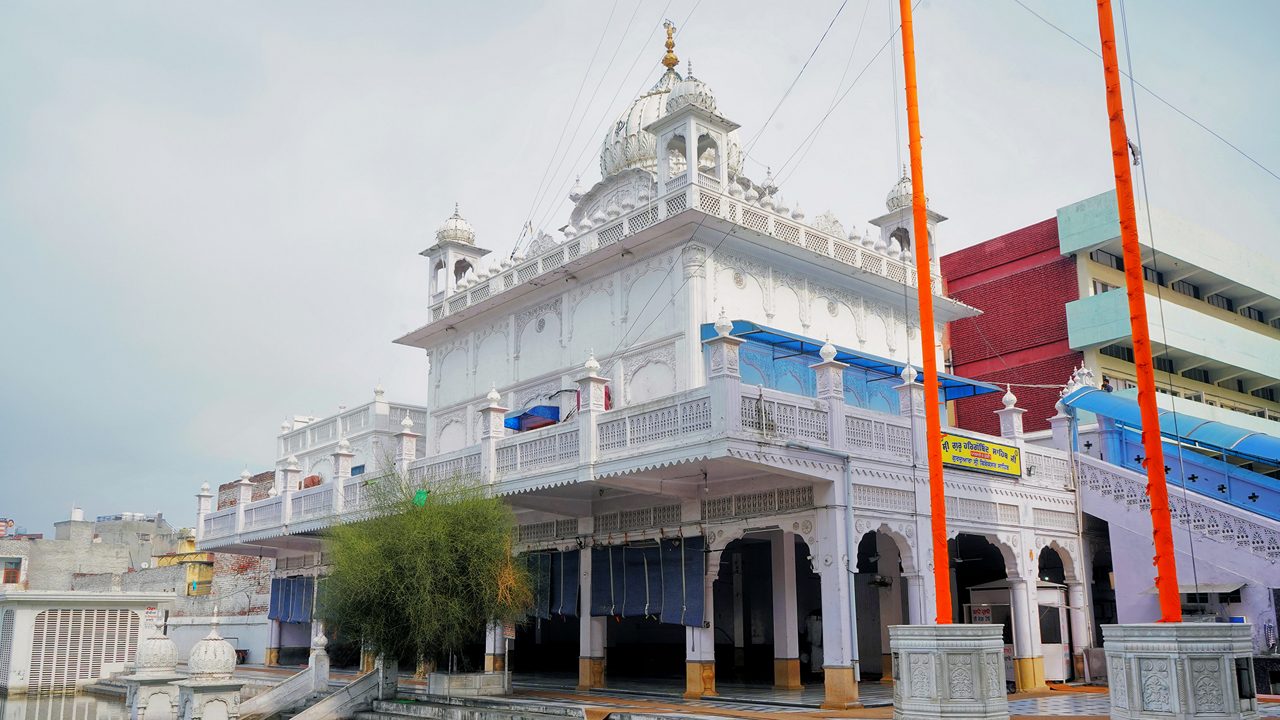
[662,20,679,70]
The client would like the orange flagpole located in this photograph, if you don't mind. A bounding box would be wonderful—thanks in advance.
[898,0,951,624]
[1094,0,1181,622]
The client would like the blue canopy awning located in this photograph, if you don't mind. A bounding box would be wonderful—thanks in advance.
[700,320,1000,401]
[504,405,560,432]
[1060,385,1280,467]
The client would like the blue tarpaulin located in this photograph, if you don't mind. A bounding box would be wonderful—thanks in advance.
[701,320,999,401]
[550,550,580,617]
[1061,386,1280,467]
[526,553,553,619]
[268,576,315,623]
[589,537,704,626]
[504,405,560,432]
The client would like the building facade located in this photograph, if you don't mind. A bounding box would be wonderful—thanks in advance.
[943,190,1280,437]
[196,42,1094,705]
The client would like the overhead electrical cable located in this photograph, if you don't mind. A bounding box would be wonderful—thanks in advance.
[1011,0,1279,183]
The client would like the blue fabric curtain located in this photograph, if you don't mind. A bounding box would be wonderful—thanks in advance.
[550,550,580,617]
[589,546,626,617]
[620,545,663,618]
[660,536,705,627]
[525,553,553,619]
[589,537,704,626]
[269,576,315,623]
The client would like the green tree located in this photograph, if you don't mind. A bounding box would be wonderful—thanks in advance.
[317,470,530,670]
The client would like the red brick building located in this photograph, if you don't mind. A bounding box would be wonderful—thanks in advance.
[941,218,1082,435]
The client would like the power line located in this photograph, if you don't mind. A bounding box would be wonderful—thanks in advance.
[741,0,851,160]
[772,1,919,188]
[515,0,624,257]
[1010,0,1280,183]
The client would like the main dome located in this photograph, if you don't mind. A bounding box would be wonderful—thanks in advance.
[599,30,744,180]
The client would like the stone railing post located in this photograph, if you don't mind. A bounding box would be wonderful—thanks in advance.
[332,438,353,514]
[894,366,929,464]
[478,387,508,485]
[1048,401,1073,452]
[703,311,743,437]
[394,414,419,476]
[234,470,253,534]
[995,386,1026,440]
[309,624,330,692]
[194,483,213,542]
[576,355,609,482]
[280,456,299,525]
[811,340,848,451]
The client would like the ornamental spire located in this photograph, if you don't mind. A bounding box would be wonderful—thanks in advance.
[662,20,679,70]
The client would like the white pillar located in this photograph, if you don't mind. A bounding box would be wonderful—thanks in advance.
[578,541,605,690]
[395,414,419,475]
[995,387,1025,439]
[478,388,507,485]
[903,572,928,626]
[483,622,507,672]
[1067,580,1089,677]
[234,469,253,534]
[194,483,213,542]
[684,550,718,699]
[816,506,859,709]
[575,356,609,483]
[332,439,353,514]
[1048,401,1072,452]
[771,531,802,689]
[1008,577,1045,691]
[703,312,744,436]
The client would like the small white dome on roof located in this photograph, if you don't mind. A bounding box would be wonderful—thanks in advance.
[666,62,717,114]
[886,167,927,212]
[188,626,237,680]
[435,204,477,245]
[135,627,178,676]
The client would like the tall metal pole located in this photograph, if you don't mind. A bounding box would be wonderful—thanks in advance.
[1094,0,1181,622]
[898,0,951,624]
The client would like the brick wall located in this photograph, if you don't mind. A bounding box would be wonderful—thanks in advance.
[943,218,1083,435]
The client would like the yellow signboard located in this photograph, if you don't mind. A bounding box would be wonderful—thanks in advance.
[940,432,1022,478]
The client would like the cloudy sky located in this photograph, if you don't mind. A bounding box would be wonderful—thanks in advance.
[2,1,1276,535]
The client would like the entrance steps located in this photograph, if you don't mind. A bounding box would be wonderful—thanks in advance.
[357,697,585,720]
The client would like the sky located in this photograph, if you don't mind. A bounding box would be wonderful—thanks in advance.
[1,1,1277,536]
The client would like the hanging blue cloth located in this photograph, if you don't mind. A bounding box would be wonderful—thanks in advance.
[620,545,663,617]
[550,550,580,617]
[660,536,705,627]
[589,546,626,616]
[525,553,553,619]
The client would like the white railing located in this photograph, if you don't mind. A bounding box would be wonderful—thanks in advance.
[1077,454,1280,563]
[203,508,236,538]
[598,391,713,457]
[739,387,831,446]
[243,497,282,531]
[1023,448,1074,490]
[845,406,914,461]
[291,485,333,522]
[424,182,946,328]
[494,424,579,479]
[406,448,482,485]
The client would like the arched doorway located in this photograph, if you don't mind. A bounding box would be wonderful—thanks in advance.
[853,528,911,681]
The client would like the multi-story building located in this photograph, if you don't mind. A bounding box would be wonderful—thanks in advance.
[195,40,1099,704]
[942,190,1280,438]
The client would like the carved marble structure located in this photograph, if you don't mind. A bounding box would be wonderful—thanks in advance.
[889,624,1009,720]
[1103,623,1258,720]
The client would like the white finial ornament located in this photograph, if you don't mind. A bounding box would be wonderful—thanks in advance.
[400,413,414,430]
[287,455,299,470]
[1002,385,1018,409]
[901,365,919,384]
[487,385,502,404]
[819,339,837,363]
[337,437,351,453]
[374,384,385,400]
[714,308,733,337]
[568,176,584,203]
[584,353,602,374]
[280,420,291,434]
[199,482,211,494]
[239,469,252,482]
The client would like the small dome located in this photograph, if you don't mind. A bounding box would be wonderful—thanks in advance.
[666,63,717,114]
[435,204,477,245]
[187,627,237,680]
[134,628,178,676]
[886,167,927,212]
[819,340,837,363]
[1002,387,1018,409]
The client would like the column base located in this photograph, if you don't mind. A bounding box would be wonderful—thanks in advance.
[889,624,1008,720]
[360,651,376,673]
[577,657,605,690]
[484,653,506,673]
[773,658,802,690]
[684,660,716,699]
[1013,657,1045,692]
[820,666,860,709]
[264,648,279,667]
[881,653,895,683]
[1102,622,1258,719]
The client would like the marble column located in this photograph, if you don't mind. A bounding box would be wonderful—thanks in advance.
[771,531,802,689]
[684,554,718,699]
[578,547,606,690]
[1008,578,1045,691]
[1066,581,1090,679]
[817,507,859,709]
[483,622,506,672]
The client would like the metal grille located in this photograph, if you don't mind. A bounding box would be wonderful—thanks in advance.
[0,610,13,692]
[28,609,139,694]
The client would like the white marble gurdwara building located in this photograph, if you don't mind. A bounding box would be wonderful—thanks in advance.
[196,43,1096,706]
